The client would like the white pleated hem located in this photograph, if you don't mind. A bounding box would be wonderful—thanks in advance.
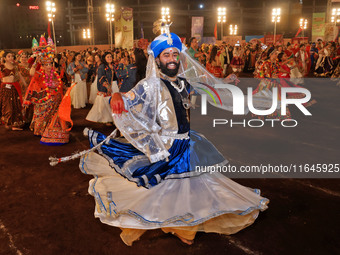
[80,152,269,230]
[86,95,113,123]
[89,76,98,104]
[70,74,88,109]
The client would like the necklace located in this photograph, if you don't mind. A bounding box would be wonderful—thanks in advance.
[160,72,193,110]
[170,79,192,110]
[33,70,62,104]
[170,80,184,93]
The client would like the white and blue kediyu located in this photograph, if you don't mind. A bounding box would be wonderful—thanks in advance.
[75,30,269,246]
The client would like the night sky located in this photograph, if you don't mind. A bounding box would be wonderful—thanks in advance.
[0,0,330,49]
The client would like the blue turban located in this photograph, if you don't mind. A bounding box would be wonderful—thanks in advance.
[150,33,182,58]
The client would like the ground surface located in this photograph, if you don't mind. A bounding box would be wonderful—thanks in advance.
[0,77,339,255]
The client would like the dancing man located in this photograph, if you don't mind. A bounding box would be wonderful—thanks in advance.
[72,29,269,246]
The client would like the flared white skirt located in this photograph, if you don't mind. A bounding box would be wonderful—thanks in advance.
[89,76,98,104]
[70,74,88,109]
[80,151,269,231]
[86,95,113,123]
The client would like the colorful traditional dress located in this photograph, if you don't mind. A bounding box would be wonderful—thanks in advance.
[295,50,309,76]
[67,62,88,109]
[24,70,71,145]
[253,58,316,120]
[314,48,334,77]
[79,75,269,245]
[253,60,292,119]
[0,64,24,128]
[86,63,117,123]
[206,61,223,78]
[254,55,267,79]
[278,64,291,78]
[231,48,244,73]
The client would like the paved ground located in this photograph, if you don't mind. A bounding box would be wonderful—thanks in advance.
[0,77,339,255]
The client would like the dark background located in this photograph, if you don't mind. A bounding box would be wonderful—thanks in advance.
[0,0,329,48]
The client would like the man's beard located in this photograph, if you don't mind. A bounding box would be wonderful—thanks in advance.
[159,61,180,77]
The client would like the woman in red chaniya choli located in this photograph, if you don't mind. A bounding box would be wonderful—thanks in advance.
[206,46,223,78]
[230,46,244,73]
[253,51,315,120]
[252,50,292,120]
[0,51,26,130]
[24,60,72,145]
[277,52,316,107]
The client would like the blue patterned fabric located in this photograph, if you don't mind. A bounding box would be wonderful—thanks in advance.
[150,33,182,57]
[88,130,226,188]
[66,62,89,80]
[97,63,116,93]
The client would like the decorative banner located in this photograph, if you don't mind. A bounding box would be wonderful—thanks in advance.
[264,34,283,45]
[191,17,204,42]
[222,36,242,46]
[312,12,325,41]
[201,37,216,45]
[245,35,264,43]
[115,7,134,49]
[324,23,338,41]
[291,37,308,45]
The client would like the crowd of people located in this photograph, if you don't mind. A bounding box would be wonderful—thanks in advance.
[0,42,149,134]
[4,26,339,246]
[188,38,340,79]
[1,37,339,134]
